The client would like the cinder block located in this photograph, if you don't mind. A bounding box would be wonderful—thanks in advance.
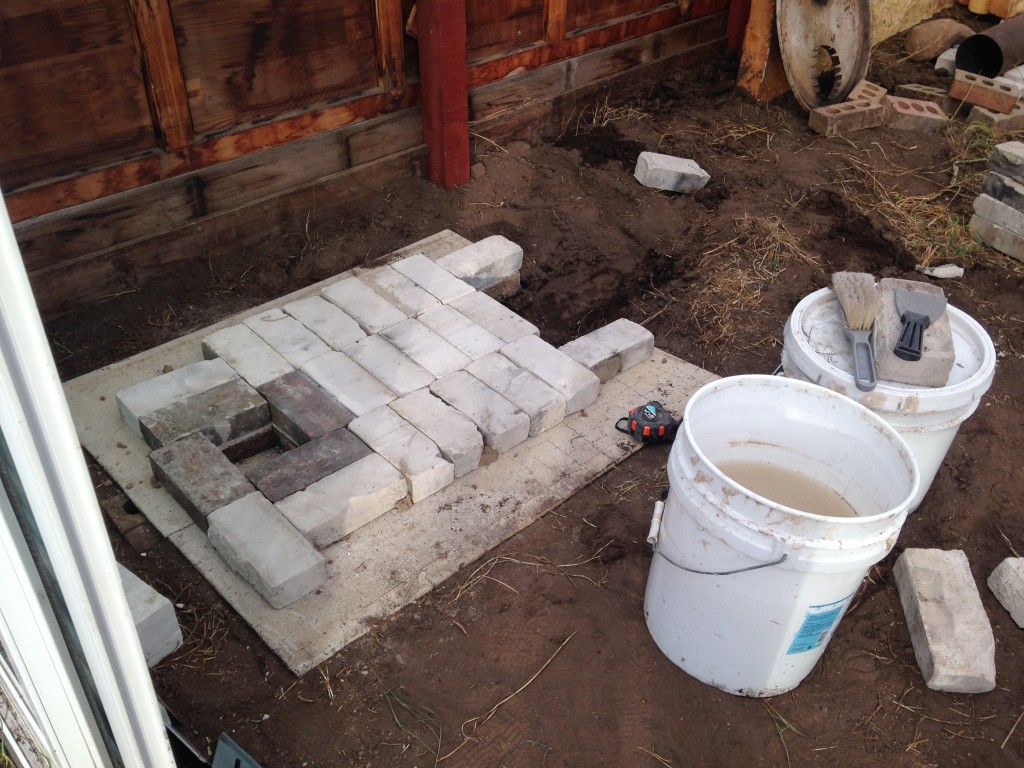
[116,358,237,439]
[988,141,1024,186]
[988,558,1024,628]
[949,70,1023,114]
[348,406,454,502]
[430,371,531,453]
[359,266,441,317]
[243,308,331,367]
[149,433,256,530]
[847,80,887,103]
[202,324,293,388]
[276,453,407,548]
[390,253,475,303]
[284,296,366,350]
[874,278,955,387]
[258,371,355,445]
[389,389,483,477]
[117,564,182,667]
[633,152,710,193]
[208,492,327,609]
[139,378,270,449]
[500,335,601,415]
[342,335,434,396]
[982,171,1024,213]
[808,99,885,137]
[380,319,472,378]
[417,305,505,359]
[449,291,539,343]
[246,428,371,502]
[895,83,962,115]
[321,276,407,334]
[466,353,565,437]
[974,193,1024,235]
[882,96,947,133]
[970,214,1024,262]
[969,102,1024,134]
[559,318,655,382]
[436,235,525,291]
[893,549,996,693]
[300,351,396,415]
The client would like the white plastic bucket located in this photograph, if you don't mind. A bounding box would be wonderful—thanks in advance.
[644,375,919,697]
[782,287,996,511]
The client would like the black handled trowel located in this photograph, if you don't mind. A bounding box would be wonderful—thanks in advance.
[894,287,947,362]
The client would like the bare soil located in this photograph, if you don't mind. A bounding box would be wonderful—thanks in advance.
[57,16,1024,768]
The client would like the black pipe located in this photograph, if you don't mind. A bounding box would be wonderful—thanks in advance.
[956,16,1024,77]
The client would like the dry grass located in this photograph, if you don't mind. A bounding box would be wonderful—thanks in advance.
[673,110,790,162]
[156,582,228,673]
[566,94,650,135]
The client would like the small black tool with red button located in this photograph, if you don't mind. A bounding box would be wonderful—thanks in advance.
[615,401,680,444]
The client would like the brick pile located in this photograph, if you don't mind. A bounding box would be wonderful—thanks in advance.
[970,141,1024,263]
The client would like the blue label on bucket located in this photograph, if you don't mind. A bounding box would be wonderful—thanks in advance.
[785,596,851,655]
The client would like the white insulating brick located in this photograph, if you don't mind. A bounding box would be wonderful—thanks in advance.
[277,453,407,548]
[243,308,331,368]
[418,305,505,359]
[634,152,710,193]
[300,351,395,416]
[342,334,434,396]
[390,388,483,477]
[449,291,539,343]
[500,335,600,415]
[893,548,996,693]
[380,319,472,378]
[117,564,182,667]
[359,266,440,317]
[202,324,294,388]
[559,318,655,382]
[116,358,237,439]
[436,235,524,291]
[391,253,475,303]
[988,557,1024,628]
[466,353,565,437]
[935,46,957,75]
[283,295,366,350]
[971,214,1024,263]
[349,406,454,502]
[321,276,407,334]
[430,371,530,453]
[973,194,1024,235]
[207,492,326,609]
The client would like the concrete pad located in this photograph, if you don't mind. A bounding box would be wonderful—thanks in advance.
[359,266,441,317]
[321,276,407,334]
[243,308,332,368]
[300,351,396,416]
[139,378,270,449]
[436,235,524,291]
[283,296,366,350]
[390,253,475,303]
[342,335,434,396]
[466,353,565,437]
[202,324,294,388]
[118,564,183,667]
[500,335,601,414]
[988,557,1024,628]
[417,305,505,359]
[380,319,472,378]
[450,291,539,343]
[389,389,483,477]
[430,371,530,453]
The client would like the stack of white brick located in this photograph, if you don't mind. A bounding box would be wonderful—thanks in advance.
[972,141,1024,264]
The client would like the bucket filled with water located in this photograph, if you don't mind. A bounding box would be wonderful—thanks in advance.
[644,375,919,697]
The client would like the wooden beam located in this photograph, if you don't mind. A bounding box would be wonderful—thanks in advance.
[372,0,406,89]
[545,0,569,43]
[124,0,194,151]
[736,0,790,102]
[417,0,470,189]
[726,0,752,53]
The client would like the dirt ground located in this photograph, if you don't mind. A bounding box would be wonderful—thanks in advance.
[51,12,1024,768]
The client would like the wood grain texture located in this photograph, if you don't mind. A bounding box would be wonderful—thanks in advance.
[545,0,568,42]
[567,0,675,33]
[372,0,406,88]
[467,0,545,60]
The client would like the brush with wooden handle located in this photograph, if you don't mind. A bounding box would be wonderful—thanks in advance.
[832,271,879,393]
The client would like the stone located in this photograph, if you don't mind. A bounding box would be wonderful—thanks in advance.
[116,358,237,439]
[276,454,407,548]
[988,557,1024,628]
[974,194,1024,235]
[149,433,256,530]
[243,308,331,367]
[846,80,887,103]
[904,19,974,62]
[808,99,885,138]
[284,295,366,350]
[389,389,483,477]
[970,214,1024,263]
[246,428,371,502]
[117,564,182,667]
[500,335,601,415]
[202,324,293,388]
[949,70,1023,115]
[358,266,441,317]
[436,235,524,291]
[893,549,996,693]
[430,371,530,453]
[390,253,475,303]
[342,334,434,396]
[449,291,539,343]
[258,371,355,445]
[634,152,709,193]
[982,171,1024,213]
[989,141,1024,185]
[208,492,327,609]
[935,47,958,75]
[380,319,472,378]
[417,305,505,359]
[874,278,956,388]
[466,353,565,437]
[559,318,655,382]
[348,406,454,502]
[139,378,270,450]
[321,276,407,334]
[882,96,947,133]
[970,102,1024,135]
[300,351,396,415]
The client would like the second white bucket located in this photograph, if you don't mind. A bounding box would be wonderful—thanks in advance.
[644,375,919,697]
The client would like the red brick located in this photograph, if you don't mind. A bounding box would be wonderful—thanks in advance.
[949,70,1022,115]
[846,80,887,104]
[808,99,885,137]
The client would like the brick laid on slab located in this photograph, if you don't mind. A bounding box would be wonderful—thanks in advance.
[321,276,407,334]
[882,95,947,133]
[559,318,655,382]
[893,548,996,693]
[258,370,355,445]
[389,388,483,477]
[380,319,472,378]
[243,308,332,367]
[300,351,396,415]
[348,406,454,502]
[970,214,1024,262]
[342,334,434,396]
[430,371,530,453]
[436,235,524,290]
[974,193,1024,235]
[449,291,539,343]
[982,171,1024,212]
[208,492,326,608]
[245,428,371,502]
[116,358,238,439]
[634,152,709,193]
[465,353,565,437]
[949,69,1022,114]
[359,266,441,317]
[276,453,407,548]
[988,557,1024,628]
[390,253,474,303]
[284,295,366,350]
[808,99,885,137]
[139,378,270,449]
[149,433,256,530]
[202,324,293,388]
[988,141,1024,185]
[117,564,182,667]
[500,335,601,415]
[417,305,505,359]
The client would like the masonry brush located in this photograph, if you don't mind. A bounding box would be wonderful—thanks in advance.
[832,271,879,392]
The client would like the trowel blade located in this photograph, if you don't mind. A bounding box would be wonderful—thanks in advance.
[894,287,947,323]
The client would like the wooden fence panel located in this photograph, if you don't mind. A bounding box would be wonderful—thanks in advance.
[567,0,676,33]
[466,0,546,61]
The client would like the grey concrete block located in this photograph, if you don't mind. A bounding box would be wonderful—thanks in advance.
[139,378,270,450]
[380,319,472,378]
[971,214,1024,263]
[559,318,655,382]
[300,351,396,416]
[989,141,1024,186]
[465,353,565,437]
[634,152,709,193]
[243,308,332,367]
[982,172,1024,213]
[202,324,294,388]
[208,492,327,609]
[893,548,996,693]
[449,292,539,343]
[974,193,1024,235]
[436,235,524,290]
[258,370,355,445]
[390,252,475,303]
[342,335,434,396]
[500,335,601,414]
[149,433,256,530]
[969,103,1024,135]
[417,305,505,359]
[321,276,407,334]
[389,388,483,477]
[988,557,1024,628]
[430,371,530,453]
[873,278,955,388]
[359,266,441,317]
[284,295,366,350]
[246,428,371,502]
[117,564,182,667]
